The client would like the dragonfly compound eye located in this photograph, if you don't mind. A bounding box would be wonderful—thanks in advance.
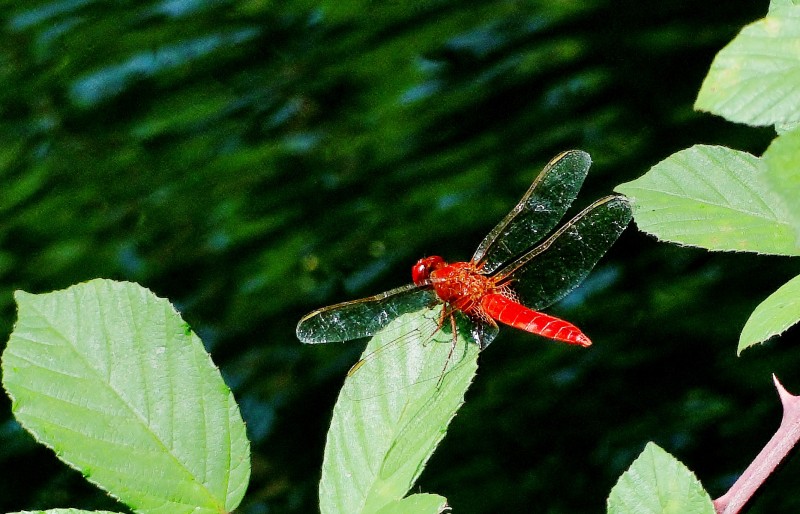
[412,255,446,285]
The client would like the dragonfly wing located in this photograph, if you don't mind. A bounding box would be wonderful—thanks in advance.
[468,315,499,350]
[494,194,632,310]
[472,150,591,274]
[296,284,439,343]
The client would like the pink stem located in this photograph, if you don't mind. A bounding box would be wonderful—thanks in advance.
[713,375,800,514]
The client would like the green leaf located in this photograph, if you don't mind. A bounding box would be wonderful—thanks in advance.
[615,145,800,255]
[319,307,478,514]
[607,442,715,514]
[374,493,449,514]
[1,279,250,514]
[695,7,800,126]
[762,126,800,228]
[776,120,800,134]
[10,511,121,514]
[770,0,800,14]
[739,273,800,353]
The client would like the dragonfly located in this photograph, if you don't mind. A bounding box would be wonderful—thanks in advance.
[297,150,632,385]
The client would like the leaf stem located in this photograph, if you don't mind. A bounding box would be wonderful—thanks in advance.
[713,375,800,514]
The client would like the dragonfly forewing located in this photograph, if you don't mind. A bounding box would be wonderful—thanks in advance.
[472,150,591,274]
[296,285,438,343]
[494,194,632,310]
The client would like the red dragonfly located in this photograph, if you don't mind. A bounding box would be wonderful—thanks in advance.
[297,150,631,377]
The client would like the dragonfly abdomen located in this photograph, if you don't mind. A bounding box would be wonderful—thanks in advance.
[480,293,591,347]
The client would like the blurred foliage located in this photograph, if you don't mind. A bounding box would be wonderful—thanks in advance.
[1,1,799,513]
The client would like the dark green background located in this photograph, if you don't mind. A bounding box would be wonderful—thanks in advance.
[2,1,798,512]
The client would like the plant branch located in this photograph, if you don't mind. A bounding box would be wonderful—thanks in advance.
[713,375,800,514]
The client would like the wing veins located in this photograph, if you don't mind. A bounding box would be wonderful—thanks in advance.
[493,194,632,310]
[296,284,438,343]
[472,150,591,274]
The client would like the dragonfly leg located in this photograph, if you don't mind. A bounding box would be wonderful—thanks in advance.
[436,304,448,329]
[435,312,460,389]
[430,302,457,342]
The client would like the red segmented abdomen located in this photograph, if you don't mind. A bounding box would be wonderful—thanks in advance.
[480,293,592,347]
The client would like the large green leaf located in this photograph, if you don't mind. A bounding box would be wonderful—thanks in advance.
[695,6,800,126]
[739,273,800,353]
[319,307,479,514]
[1,279,250,514]
[607,442,714,514]
[616,145,800,255]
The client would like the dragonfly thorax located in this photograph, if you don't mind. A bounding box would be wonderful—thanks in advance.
[429,261,495,314]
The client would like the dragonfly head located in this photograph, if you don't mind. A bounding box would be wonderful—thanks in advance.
[412,255,446,285]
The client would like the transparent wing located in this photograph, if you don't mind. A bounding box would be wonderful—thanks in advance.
[472,150,591,274]
[493,194,632,310]
[296,284,439,343]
